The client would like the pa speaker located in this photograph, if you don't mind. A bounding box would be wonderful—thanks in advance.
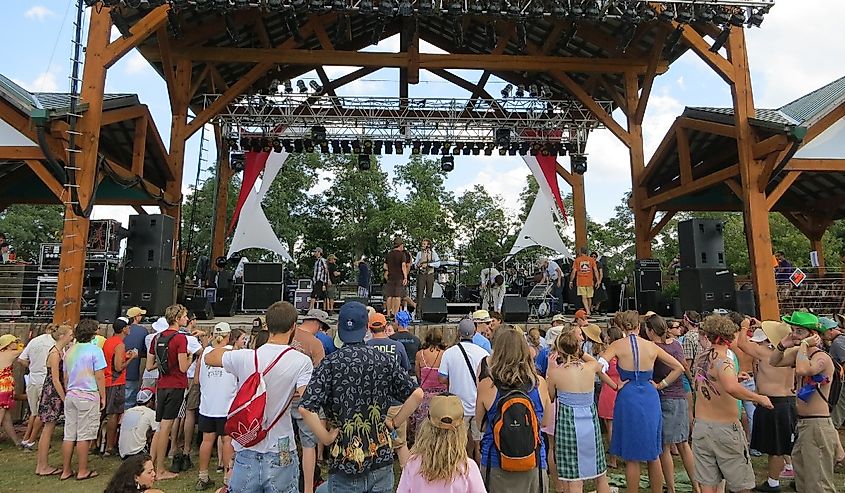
[96,290,120,325]
[120,268,175,317]
[420,298,448,323]
[735,287,757,318]
[184,294,214,320]
[242,284,282,311]
[126,214,175,269]
[678,219,726,269]
[243,263,284,283]
[502,296,529,323]
[679,268,736,313]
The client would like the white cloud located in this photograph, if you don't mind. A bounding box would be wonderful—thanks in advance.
[451,157,528,215]
[25,6,53,22]
[123,51,151,76]
[12,71,60,93]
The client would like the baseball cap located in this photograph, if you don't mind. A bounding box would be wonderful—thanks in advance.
[472,309,492,323]
[819,317,838,332]
[545,326,563,347]
[574,309,588,320]
[213,322,232,337]
[338,301,368,343]
[428,394,464,430]
[136,388,155,404]
[152,317,168,332]
[314,246,323,254]
[113,318,129,333]
[369,312,388,329]
[304,309,332,326]
[0,334,17,350]
[551,314,566,323]
[126,307,146,318]
[748,327,769,343]
[458,318,476,339]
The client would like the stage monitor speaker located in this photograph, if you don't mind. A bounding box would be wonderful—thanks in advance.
[96,290,120,325]
[243,284,282,311]
[126,214,175,269]
[212,293,236,317]
[735,288,757,318]
[120,267,176,317]
[342,297,369,306]
[678,219,726,269]
[679,268,736,313]
[502,296,529,323]
[243,263,284,283]
[420,298,448,323]
[184,294,214,320]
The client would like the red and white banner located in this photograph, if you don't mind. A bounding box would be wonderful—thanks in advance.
[522,154,568,224]
[229,151,270,235]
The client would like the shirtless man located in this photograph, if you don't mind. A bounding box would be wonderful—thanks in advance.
[735,321,795,493]
[692,315,772,493]
[770,311,844,493]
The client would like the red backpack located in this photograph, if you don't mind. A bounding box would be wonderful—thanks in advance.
[225,347,294,448]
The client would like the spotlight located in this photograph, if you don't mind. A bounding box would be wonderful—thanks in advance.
[448,0,463,16]
[230,152,245,172]
[471,145,480,156]
[495,128,511,148]
[283,79,293,93]
[227,137,239,151]
[240,136,250,150]
[484,143,494,156]
[251,138,262,152]
[695,6,714,23]
[529,84,539,98]
[470,0,483,15]
[676,6,693,24]
[498,148,507,156]
[714,9,731,25]
[440,155,454,172]
[640,5,656,22]
[709,26,730,53]
[384,141,393,154]
[508,143,518,156]
[501,83,512,99]
[304,139,315,153]
[398,0,412,16]
[488,0,502,15]
[571,154,587,174]
[351,140,362,154]
[309,0,323,12]
[519,142,530,156]
[530,142,541,156]
[411,140,421,155]
[529,0,543,18]
[294,139,304,153]
[332,0,346,10]
[515,84,525,98]
[584,1,601,20]
[394,141,404,154]
[358,154,371,170]
[551,1,567,18]
[421,141,431,154]
[309,80,323,93]
[319,141,330,153]
[658,5,675,22]
[311,125,327,143]
[363,139,374,153]
[269,79,280,93]
[729,11,746,27]
[297,80,307,93]
[359,0,373,13]
[379,0,395,16]
[373,140,383,155]
[748,7,768,28]
[331,140,342,154]
[340,141,352,153]
[540,84,551,99]
[418,0,434,14]
[283,139,295,153]
[272,138,283,153]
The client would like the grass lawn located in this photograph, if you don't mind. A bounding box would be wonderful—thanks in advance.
[0,427,843,492]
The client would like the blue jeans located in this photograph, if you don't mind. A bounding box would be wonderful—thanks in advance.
[229,449,299,493]
[741,379,757,435]
[124,380,140,410]
[315,465,394,493]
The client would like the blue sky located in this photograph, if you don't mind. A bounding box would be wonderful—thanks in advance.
[4,1,845,229]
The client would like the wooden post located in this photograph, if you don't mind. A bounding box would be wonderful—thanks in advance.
[210,125,231,266]
[570,171,588,251]
[163,58,192,280]
[54,7,111,326]
[811,238,826,276]
[624,71,652,258]
[729,28,779,319]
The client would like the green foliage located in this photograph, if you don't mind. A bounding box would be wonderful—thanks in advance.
[0,204,64,262]
[391,156,455,251]
[452,185,517,279]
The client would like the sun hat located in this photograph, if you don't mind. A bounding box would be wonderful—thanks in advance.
[551,314,566,324]
[458,318,476,339]
[152,317,168,333]
[0,334,17,350]
[545,326,563,347]
[582,324,602,344]
[338,301,368,343]
[472,309,492,323]
[428,394,464,430]
[761,321,791,346]
[126,307,146,318]
[781,311,821,331]
[304,309,332,326]
[748,327,769,343]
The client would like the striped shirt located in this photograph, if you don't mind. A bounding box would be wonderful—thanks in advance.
[313,257,328,283]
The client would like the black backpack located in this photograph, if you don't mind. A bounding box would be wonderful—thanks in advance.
[155,332,177,375]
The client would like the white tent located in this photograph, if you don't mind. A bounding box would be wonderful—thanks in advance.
[508,192,571,258]
[227,150,293,261]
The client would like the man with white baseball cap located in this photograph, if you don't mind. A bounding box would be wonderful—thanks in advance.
[119,388,158,459]
[470,309,493,354]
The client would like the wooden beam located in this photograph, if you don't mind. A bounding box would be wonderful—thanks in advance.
[132,205,147,215]
[805,100,845,143]
[678,24,735,84]
[676,126,692,185]
[189,64,211,102]
[100,104,147,126]
[131,115,148,177]
[554,71,631,147]
[599,75,627,115]
[765,171,801,211]
[313,22,334,50]
[649,211,677,240]
[568,168,588,251]
[555,162,573,185]
[642,164,740,209]
[157,25,176,108]
[103,4,170,68]
[678,116,738,138]
[171,47,669,74]
[752,133,789,160]
[633,27,668,124]
[315,67,337,98]
[253,12,273,48]
[784,158,845,172]
[23,160,64,200]
[0,146,45,160]
[724,178,743,199]
[208,63,229,93]
[210,125,232,267]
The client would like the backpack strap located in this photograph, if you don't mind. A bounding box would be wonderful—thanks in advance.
[807,348,833,405]
[257,347,296,431]
[456,342,478,387]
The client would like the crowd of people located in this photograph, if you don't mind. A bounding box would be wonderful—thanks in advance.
[1,301,844,493]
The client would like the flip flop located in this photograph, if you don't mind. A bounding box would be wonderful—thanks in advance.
[37,468,62,477]
[76,471,99,481]
[59,471,75,481]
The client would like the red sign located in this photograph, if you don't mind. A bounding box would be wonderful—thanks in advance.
[790,268,806,287]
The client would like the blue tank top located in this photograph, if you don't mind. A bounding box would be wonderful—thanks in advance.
[480,384,547,469]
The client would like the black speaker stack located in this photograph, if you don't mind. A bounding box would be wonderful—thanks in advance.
[502,295,530,323]
[677,219,736,313]
[634,259,662,314]
[420,298,448,323]
[120,214,176,317]
[242,263,283,311]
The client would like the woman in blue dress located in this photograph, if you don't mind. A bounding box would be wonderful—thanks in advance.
[600,311,685,493]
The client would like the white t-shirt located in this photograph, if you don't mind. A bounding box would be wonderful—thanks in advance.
[185,335,203,379]
[142,327,167,380]
[19,333,55,386]
[119,405,159,458]
[438,341,489,416]
[199,346,237,418]
[222,343,312,453]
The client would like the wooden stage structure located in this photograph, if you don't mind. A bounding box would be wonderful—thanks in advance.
[5,0,830,324]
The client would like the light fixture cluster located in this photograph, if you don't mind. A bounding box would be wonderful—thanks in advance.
[267,78,323,95]
[500,83,553,100]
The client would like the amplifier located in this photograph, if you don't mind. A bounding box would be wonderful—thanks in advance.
[39,243,62,271]
[88,219,122,253]
[243,263,284,283]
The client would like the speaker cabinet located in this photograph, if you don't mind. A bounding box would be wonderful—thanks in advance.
[735,288,757,318]
[242,284,282,311]
[243,263,284,283]
[120,267,175,317]
[342,297,369,306]
[420,298,448,323]
[184,294,214,320]
[678,219,726,269]
[502,296,529,323]
[96,290,120,324]
[679,268,736,313]
[126,214,175,269]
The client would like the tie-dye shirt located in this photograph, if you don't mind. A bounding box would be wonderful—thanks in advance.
[64,341,107,401]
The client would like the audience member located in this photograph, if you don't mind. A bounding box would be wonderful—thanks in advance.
[104,454,165,493]
[119,388,158,459]
[18,324,55,449]
[34,324,72,476]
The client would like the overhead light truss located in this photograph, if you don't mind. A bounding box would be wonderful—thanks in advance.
[206,93,609,144]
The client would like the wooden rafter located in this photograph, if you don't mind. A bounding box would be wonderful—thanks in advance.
[101,104,147,126]
[765,171,801,211]
[784,158,845,172]
[634,26,668,124]
[131,115,148,176]
[642,164,740,209]
[649,211,676,240]
[640,119,679,186]
[804,100,845,142]
[0,146,44,160]
[104,4,170,68]
[677,23,735,84]
[189,64,211,102]
[554,71,631,147]
[677,116,737,138]
[676,126,692,185]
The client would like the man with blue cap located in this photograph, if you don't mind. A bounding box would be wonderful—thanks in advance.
[299,302,423,492]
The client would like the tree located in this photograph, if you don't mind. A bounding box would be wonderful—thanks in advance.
[452,185,515,279]
[0,205,64,263]
[391,156,455,252]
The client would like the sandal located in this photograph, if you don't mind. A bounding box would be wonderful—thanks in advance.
[76,471,99,481]
[37,468,62,477]
[59,471,75,481]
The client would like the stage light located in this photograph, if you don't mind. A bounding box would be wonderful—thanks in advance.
[384,141,393,154]
[498,147,507,156]
[495,128,510,148]
[470,0,483,15]
[251,139,263,152]
[501,83,512,99]
[421,141,431,154]
[373,140,383,155]
[411,140,421,155]
[359,0,373,13]
[714,9,731,25]
[230,152,245,172]
[748,7,768,28]
[331,140,342,154]
[419,0,434,14]
[658,6,675,22]
[569,2,583,17]
[269,79,280,93]
[485,143,494,156]
[398,0,412,16]
[621,4,639,23]
[439,142,450,155]
[540,143,550,156]
[309,80,323,93]
[352,140,362,154]
[515,84,525,98]
[530,142,541,156]
[709,26,730,53]
[488,0,502,15]
[471,145,480,156]
[297,80,307,93]
[540,84,551,99]
[341,141,352,153]
[640,4,656,21]
[283,139,295,153]
[227,137,239,151]
[519,142,530,156]
[294,139,304,153]
[516,20,526,51]
[310,125,327,145]
[729,11,745,27]
[363,140,374,154]
[551,1,567,18]
[508,1,519,17]
[448,0,463,15]
[319,141,330,153]
[240,136,250,150]
[676,6,693,24]
[394,141,404,154]
[309,0,323,12]
[508,143,518,156]
[379,0,394,16]
[332,0,346,10]
[358,154,371,171]
[695,6,714,23]
[267,0,284,8]
[571,154,587,174]
[529,84,539,98]
[283,79,293,93]
[463,145,473,156]
[272,138,283,153]
[304,139,315,153]
[440,155,454,172]
[584,1,601,20]
[529,0,544,18]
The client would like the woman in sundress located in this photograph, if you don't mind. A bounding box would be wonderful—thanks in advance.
[34,325,73,476]
[597,322,624,469]
[547,329,617,493]
[413,328,447,433]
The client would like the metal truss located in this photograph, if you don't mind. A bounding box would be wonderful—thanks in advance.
[205,93,615,143]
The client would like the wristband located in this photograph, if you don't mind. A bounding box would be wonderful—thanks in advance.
[776,342,786,352]
[661,379,668,389]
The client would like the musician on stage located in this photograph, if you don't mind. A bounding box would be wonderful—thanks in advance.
[479,267,505,313]
[539,257,564,314]
[413,239,441,320]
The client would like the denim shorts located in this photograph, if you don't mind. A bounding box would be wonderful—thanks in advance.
[228,448,299,493]
[316,465,394,493]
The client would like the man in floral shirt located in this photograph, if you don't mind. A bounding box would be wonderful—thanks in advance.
[299,302,423,492]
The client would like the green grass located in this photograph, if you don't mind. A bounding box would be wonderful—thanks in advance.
[0,427,843,492]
